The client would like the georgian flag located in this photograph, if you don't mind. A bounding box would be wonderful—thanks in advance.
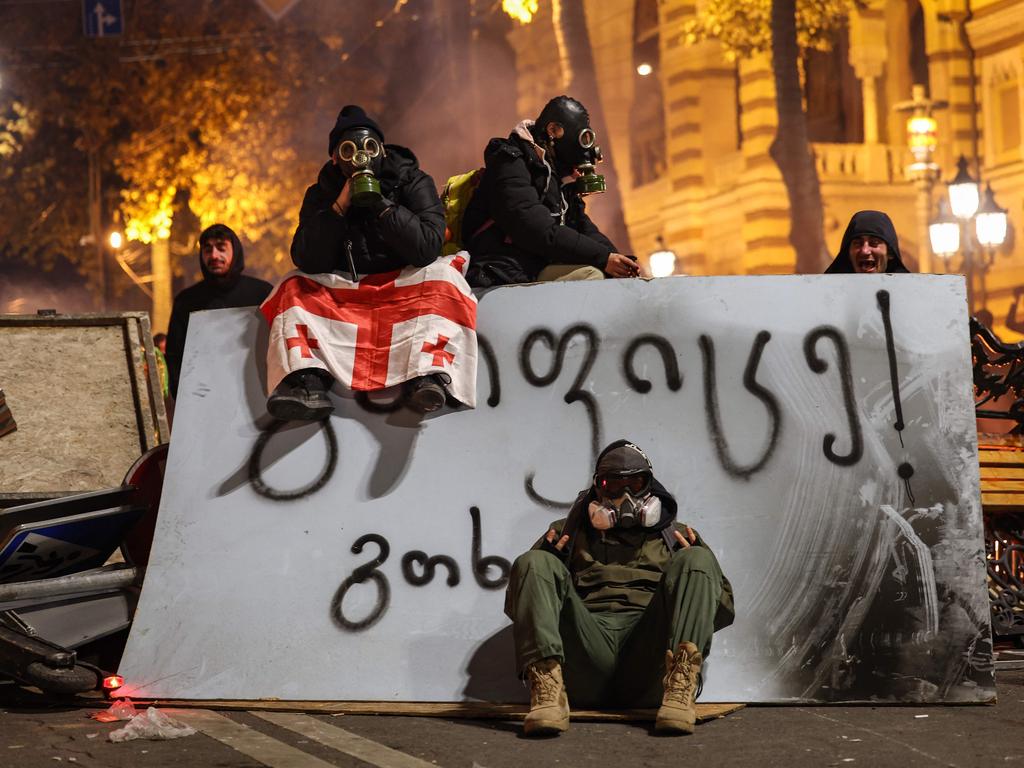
[260,251,478,408]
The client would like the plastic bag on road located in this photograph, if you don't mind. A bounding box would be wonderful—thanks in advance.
[108,707,196,742]
[90,698,138,722]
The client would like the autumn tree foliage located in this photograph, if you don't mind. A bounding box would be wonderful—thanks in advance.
[685,0,856,274]
[0,1,347,294]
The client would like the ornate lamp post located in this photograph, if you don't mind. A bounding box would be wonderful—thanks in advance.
[929,156,1010,313]
[974,183,1009,309]
[895,84,947,273]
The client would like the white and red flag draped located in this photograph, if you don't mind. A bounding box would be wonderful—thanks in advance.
[260,252,478,408]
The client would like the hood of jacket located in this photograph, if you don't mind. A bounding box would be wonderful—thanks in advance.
[825,210,910,273]
[198,227,247,287]
[377,143,423,199]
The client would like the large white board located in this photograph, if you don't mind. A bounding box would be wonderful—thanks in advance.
[119,275,994,703]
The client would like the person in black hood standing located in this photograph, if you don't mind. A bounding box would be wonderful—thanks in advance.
[261,105,474,421]
[165,223,272,399]
[462,95,639,287]
[504,441,734,737]
[825,210,912,274]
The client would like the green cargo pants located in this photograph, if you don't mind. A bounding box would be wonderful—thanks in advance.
[504,546,725,708]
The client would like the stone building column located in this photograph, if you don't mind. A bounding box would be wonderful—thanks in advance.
[737,53,792,274]
[848,6,888,145]
[924,0,979,173]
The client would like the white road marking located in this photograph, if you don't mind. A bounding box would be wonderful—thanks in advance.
[252,711,440,768]
[172,709,337,768]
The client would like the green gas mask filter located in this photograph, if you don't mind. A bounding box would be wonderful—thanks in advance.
[573,128,605,196]
[337,136,385,206]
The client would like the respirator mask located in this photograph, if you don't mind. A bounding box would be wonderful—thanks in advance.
[570,127,606,197]
[588,471,661,530]
[335,128,386,207]
[536,96,606,197]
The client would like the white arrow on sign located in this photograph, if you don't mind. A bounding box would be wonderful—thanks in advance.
[94,2,116,37]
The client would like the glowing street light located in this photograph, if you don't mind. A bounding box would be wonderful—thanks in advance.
[928,199,960,263]
[975,183,1008,250]
[636,62,653,77]
[108,231,123,250]
[931,156,1011,313]
[648,236,677,278]
[948,155,981,221]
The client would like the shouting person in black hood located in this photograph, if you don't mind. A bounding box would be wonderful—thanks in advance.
[260,105,478,421]
[825,210,911,274]
[505,440,734,737]
[462,95,639,287]
[165,223,272,399]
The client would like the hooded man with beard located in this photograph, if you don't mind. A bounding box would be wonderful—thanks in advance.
[825,210,911,274]
[165,223,272,399]
[505,440,734,737]
[462,95,638,287]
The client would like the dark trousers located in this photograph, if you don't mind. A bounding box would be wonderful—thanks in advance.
[505,546,724,707]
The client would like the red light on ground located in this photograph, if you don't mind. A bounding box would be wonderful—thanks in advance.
[103,675,124,690]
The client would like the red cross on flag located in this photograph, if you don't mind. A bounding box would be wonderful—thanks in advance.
[260,251,479,408]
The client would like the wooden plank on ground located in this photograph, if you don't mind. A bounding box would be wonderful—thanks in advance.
[132,699,745,723]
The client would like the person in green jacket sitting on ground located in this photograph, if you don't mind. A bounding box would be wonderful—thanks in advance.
[504,440,735,737]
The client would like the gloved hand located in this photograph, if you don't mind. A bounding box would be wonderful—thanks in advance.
[317,161,347,201]
[539,529,570,562]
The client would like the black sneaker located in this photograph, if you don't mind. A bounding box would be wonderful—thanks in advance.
[403,374,449,414]
[267,369,335,421]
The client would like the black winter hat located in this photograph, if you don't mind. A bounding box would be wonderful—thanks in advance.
[328,105,384,156]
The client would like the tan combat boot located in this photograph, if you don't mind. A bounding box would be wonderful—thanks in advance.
[523,657,570,736]
[655,641,702,734]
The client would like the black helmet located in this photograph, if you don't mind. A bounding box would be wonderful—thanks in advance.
[594,440,653,498]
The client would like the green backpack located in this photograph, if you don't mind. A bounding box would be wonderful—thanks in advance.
[441,168,484,256]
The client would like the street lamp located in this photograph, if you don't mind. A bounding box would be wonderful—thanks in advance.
[976,183,1008,250]
[894,84,947,273]
[648,236,677,278]
[930,156,1010,312]
[928,199,960,265]
[948,155,980,220]
[108,231,123,250]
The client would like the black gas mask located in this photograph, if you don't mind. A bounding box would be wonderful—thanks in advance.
[334,127,386,207]
[535,96,606,196]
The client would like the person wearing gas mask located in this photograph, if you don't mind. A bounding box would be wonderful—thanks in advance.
[261,105,478,420]
[504,440,734,737]
[462,95,638,287]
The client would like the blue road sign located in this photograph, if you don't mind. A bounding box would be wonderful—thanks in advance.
[82,0,123,38]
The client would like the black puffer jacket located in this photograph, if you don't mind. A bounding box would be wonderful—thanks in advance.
[825,210,911,273]
[290,145,444,276]
[165,230,272,398]
[462,125,616,287]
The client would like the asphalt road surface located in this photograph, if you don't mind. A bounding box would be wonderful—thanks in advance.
[2,668,1022,768]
